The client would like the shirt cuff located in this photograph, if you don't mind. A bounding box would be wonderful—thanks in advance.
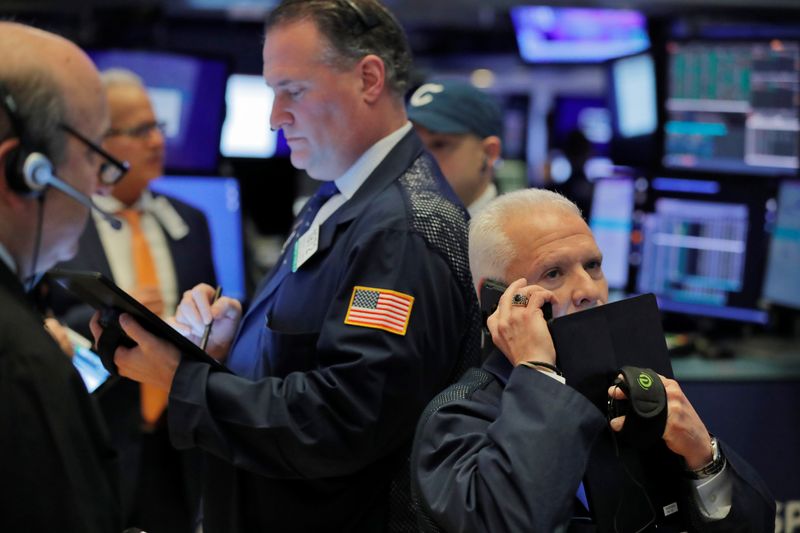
[691,462,733,520]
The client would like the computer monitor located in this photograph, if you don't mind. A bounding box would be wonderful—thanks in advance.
[589,177,634,290]
[510,6,650,64]
[550,96,611,155]
[220,73,289,159]
[662,40,800,177]
[610,53,658,139]
[149,176,246,301]
[763,180,800,309]
[90,49,228,173]
[633,176,772,324]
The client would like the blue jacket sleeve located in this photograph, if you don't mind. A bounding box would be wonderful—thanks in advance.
[168,228,468,479]
[414,366,607,532]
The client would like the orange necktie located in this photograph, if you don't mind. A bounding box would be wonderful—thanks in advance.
[118,208,169,428]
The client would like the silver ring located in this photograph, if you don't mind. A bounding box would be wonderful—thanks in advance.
[511,293,529,307]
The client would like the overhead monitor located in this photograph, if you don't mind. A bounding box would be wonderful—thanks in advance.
[90,49,228,173]
[633,177,772,324]
[149,176,246,301]
[511,6,650,64]
[611,53,658,139]
[663,40,800,177]
[589,177,634,290]
[763,180,800,309]
[220,73,285,159]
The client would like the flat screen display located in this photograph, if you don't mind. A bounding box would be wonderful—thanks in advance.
[90,49,228,173]
[511,6,650,63]
[220,74,279,158]
[149,176,246,301]
[663,41,800,176]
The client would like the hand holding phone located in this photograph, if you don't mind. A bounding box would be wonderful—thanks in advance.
[479,278,556,367]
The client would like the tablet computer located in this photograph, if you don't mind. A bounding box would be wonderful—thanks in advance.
[49,269,230,374]
[548,294,688,532]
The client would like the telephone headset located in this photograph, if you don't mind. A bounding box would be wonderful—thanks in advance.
[0,82,121,229]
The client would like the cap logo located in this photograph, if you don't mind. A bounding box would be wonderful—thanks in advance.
[410,83,444,107]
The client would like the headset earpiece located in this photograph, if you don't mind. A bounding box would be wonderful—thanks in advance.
[479,156,488,173]
[0,82,48,198]
[4,145,46,197]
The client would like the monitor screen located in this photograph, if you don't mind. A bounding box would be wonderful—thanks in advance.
[663,40,800,176]
[220,73,284,159]
[149,176,246,301]
[90,49,228,173]
[763,180,800,309]
[550,96,611,155]
[611,53,658,139]
[511,6,650,64]
[589,177,634,290]
[633,177,772,323]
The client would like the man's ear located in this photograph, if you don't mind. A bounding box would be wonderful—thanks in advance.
[481,135,502,170]
[358,54,386,104]
[0,138,26,208]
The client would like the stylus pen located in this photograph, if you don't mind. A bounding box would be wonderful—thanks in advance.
[200,285,222,352]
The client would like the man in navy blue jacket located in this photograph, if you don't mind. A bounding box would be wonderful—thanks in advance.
[91,1,481,531]
[412,188,776,532]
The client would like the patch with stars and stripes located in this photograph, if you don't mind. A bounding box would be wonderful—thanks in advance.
[344,286,414,336]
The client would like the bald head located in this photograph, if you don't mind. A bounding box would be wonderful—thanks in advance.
[0,22,110,277]
[0,22,107,164]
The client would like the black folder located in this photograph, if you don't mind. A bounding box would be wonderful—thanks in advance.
[549,294,689,532]
[49,269,230,374]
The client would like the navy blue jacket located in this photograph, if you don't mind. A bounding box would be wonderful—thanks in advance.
[168,131,481,532]
[412,350,776,532]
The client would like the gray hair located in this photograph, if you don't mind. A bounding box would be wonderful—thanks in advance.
[99,68,145,90]
[265,0,412,101]
[0,69,68,166]
[468,188,582,290]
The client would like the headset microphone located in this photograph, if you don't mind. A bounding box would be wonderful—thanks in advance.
[23,152,122,230]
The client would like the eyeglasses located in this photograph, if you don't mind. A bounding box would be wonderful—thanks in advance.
[106,120,166,140]
[60,123,129,186]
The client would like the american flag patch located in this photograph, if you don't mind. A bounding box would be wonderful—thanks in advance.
[344,286,414,336]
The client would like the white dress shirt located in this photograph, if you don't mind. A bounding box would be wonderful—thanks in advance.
[93,190,183,316]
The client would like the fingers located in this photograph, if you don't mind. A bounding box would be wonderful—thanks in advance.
[166,316,193,338]
[609,415,626,432]
[89,311,103,344]
[118,313,154,350]
[211,297,242,322]
[176,284,215,335]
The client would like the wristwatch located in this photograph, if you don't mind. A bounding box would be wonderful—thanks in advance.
[686,436,726,480]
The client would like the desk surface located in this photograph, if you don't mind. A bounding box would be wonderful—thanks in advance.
[672,336,800,381]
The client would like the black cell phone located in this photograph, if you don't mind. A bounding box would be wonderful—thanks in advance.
[478,279,552,324]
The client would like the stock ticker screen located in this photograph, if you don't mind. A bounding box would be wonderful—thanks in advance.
[663,40,800,177]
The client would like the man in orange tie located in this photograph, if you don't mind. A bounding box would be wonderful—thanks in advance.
[50,68,217,533]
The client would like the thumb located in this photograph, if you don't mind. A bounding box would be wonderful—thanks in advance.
[213,298,241,321]
[118,313,150,346]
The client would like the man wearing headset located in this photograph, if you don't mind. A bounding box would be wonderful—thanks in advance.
[412,188,775,532]
[0,21,122,532]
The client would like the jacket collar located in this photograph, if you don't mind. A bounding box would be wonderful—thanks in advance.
[315,130,424,253]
